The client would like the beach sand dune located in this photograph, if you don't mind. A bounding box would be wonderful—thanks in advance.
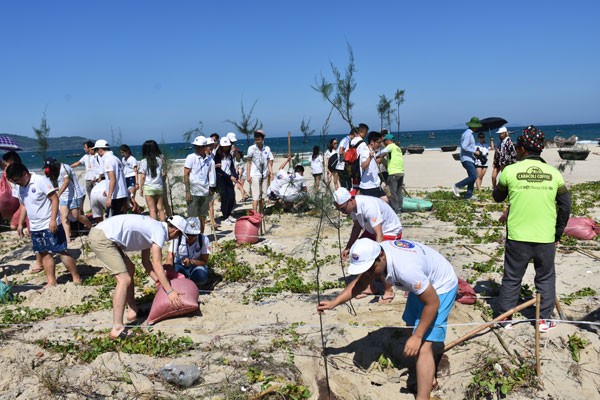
[0,147,598,399]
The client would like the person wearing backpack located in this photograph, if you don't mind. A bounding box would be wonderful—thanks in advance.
[358,131,388,202]
[336,128,356,190]
[325,138,339,191]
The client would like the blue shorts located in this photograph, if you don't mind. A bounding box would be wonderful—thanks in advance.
[402,283,458,342]
[31,226,68,254]
[125,176,136,189]
[60,197,83,210]
[174,262,208,285]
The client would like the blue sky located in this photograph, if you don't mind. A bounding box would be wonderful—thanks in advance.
[1,1,599,144]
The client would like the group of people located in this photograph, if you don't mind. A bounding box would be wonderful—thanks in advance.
[2,120,571,398]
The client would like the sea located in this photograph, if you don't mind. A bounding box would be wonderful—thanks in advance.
[15,122,600,169]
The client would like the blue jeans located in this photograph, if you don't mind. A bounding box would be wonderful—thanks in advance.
[455,161,477,198]
[174,262,208,285]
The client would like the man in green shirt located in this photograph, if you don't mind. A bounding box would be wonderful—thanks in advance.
[380,133,405,213]
[492,125,571,332]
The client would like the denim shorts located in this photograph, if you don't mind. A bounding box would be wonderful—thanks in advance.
[125,176,136,189]
[60,197,83,210]
[31,226,68,254]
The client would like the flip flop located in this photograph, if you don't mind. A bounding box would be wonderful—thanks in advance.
[109,329,133,341]
[28,266,43,274]
[126,308,148,323]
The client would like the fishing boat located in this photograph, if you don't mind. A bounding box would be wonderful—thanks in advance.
[400,147,407,155]
[407,144,424,154]
[452,153,461,161]
[403,133,412,138]
[402,197,433,212]
[558,149,590,160]
[441,145,457,152]
[553,135,578,147]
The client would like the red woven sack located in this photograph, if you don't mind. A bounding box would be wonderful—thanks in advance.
[145,272,199,325]
[235,211,262,244]
[564,217,600,240]
[0,174,20,220]
[455,277,477,305]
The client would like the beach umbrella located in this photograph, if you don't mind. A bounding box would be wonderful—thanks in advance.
[0,136,22,151]
[479,117,508,132]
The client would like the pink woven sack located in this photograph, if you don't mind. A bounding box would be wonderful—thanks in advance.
[235,211,262,244]
[0,174,20,220]
[145,272,199,325]
[564,217,600,240]
[455,277,477,305]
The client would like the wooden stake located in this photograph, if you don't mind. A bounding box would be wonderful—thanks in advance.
[444,297,537,351]
[535,293,541,376]
[555,296,567,321]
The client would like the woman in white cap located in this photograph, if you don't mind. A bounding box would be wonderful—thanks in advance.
[214,137,239,224]
[165,217,211,285]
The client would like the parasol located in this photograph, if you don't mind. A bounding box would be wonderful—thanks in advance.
[479,117,507,132]
[0,136,23,151]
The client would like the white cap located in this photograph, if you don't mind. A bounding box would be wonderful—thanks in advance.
[333,187,351,205]
[167,215,188,239]
[92,139,110,149]
[219,137,231,147]
[191,136,207,146]
[226,132,238,142]
[205,137,215,145]
[348,238,382,275]
[184,217,201,235]
[351,137,362,146]
[496,127,509,134]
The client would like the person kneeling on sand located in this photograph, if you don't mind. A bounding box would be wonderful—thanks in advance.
[7,163,81,288]
[317,238,458,400]
[164,217,211,286]
[88,214,187,339]
[333,187,401,303]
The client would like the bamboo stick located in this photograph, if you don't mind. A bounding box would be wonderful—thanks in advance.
[535,293,541,376]
[444,297,537,351]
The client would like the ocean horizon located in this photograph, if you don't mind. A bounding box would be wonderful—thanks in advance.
[14,122,600,168]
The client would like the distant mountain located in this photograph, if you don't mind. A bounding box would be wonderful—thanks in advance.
[0,133,90,152]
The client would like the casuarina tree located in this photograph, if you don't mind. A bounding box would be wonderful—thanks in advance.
[227,99,263,146]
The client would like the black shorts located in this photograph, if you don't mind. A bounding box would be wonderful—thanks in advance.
[358,187,386,198]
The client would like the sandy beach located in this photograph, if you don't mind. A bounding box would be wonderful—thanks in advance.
[0,145,599,399]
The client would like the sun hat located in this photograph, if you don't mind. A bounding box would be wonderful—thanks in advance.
[466,117,482,129]
[384,133,395,141]
[517,125,545,153]
[191,136,207,146]
[92,139,110,149]
[184,217,201,235]
[496,127,510,135]
[226,132,238,142]
[167,215,188,239]
[333,187,352,206]
[205,137,215,145]
[347,238,382,275]
[220,137,231,147]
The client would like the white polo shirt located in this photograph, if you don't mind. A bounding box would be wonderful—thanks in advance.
[17,173,58,231]
[169,234,211,260]
[184,153,216,196]
[95,214,168,251]
[101,151,128,199]
[382,240,458,295]
[57,163,85,201]
[358,147,381,189]
[247,144,274,178]
[122,155,138,178]
[350,195,402,236]
[77,153,98,181]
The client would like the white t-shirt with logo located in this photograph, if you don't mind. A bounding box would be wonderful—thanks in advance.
[382,240,458,295]
[310,155,323,175]
[247,144,274,178]
[351,195,402,236]
[184,153,216,196]
[169,234,211,261]
[279,173,306,202]
[96,214,168,251]
[17,173,59,231]
[336,136,351,171]
[78,153,99,181]
[57,163,85,201]
[122,155,138,178]
[358,147,381,189]
[267,170,289,197]
[138,157,164,190]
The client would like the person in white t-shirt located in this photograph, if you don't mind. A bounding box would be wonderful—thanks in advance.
[267,157,292,200]
[138,140,166,221]
[70,141,99,201]
[7,163,81,288]
[246,130,274,212]
[336,128,356,190]
[324,138,339,191]
[184,136,216,234]
[278,165,308,210]
[333,187,402,303]
[310,145,323,192]
[318,238,458,400]
[358,131,387,201]
[88,214,188,339]
[164,217,211,285]
[120,144,140,213]
[45,158,92,243]
[93,139,129,218]
[90,179,108,223]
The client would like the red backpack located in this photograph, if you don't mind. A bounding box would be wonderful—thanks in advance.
[343,139,363,183]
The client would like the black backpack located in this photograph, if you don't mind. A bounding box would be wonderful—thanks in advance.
[327,153,339,172]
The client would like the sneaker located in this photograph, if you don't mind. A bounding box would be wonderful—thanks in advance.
[494,318,513,330]
[538,319,557,333]
[227,216,237,224]
[452,185,460,198]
